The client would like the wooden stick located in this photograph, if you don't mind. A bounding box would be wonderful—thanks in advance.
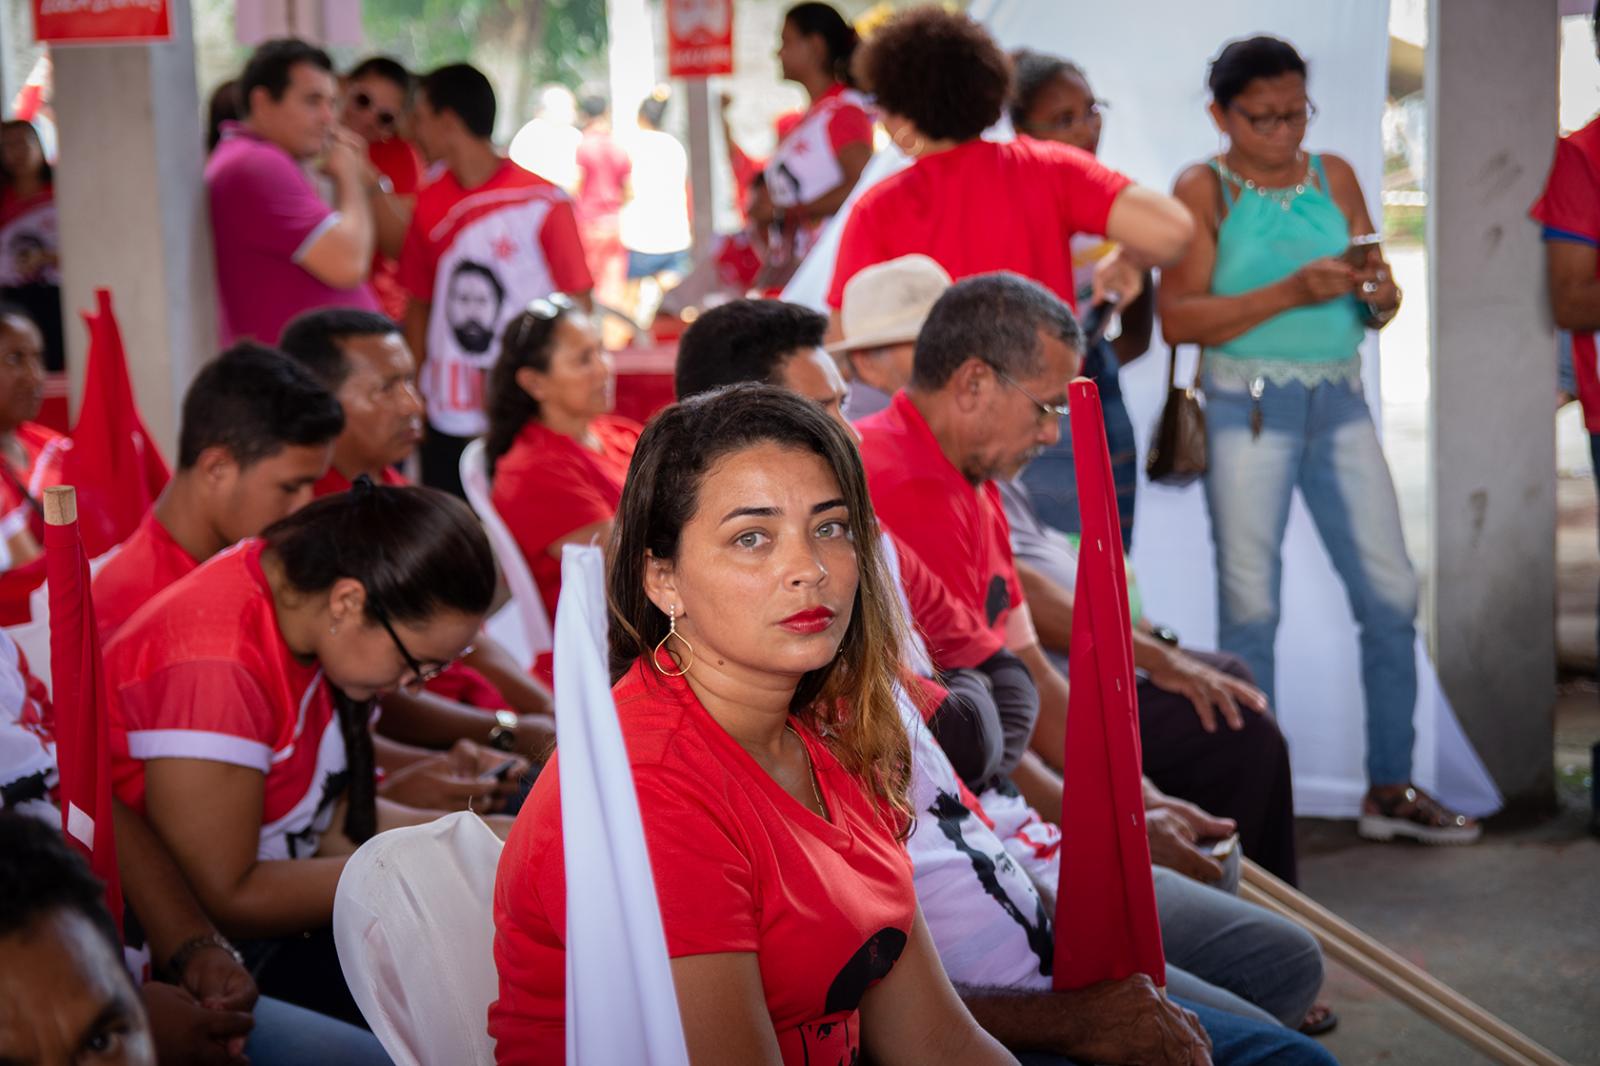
[42,485,75,527]
[1240,861,1569,1066]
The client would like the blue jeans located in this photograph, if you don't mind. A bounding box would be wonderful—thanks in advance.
[247,996,393,1065]
[1203,370,1419,786]
[1021,339,1138,542]
[1015,996,1338,1066]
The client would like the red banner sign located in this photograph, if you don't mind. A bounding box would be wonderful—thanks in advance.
[666,0,733,78]
[34,0,172,44]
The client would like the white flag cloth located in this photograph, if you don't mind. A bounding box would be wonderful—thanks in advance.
[555,545,690,1066]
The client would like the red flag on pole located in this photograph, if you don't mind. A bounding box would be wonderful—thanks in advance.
[1052,378,1164,990]
[62,289,170,558]
[44,484,123,934]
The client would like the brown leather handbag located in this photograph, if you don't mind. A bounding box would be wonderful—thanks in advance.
[1145,347,1207,485]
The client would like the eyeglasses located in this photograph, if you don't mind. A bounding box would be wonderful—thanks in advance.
[994,368,1070,423]
[1229,100,1317,136]
[509,292,577,352]
[350,90,398,130]
[369,605,455,694]
[1021,100,1109,134]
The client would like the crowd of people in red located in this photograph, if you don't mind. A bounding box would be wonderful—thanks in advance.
[9,2,1558,1063]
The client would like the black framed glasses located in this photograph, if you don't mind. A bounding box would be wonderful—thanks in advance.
[994,368,1070,423]
[1021,100,1109,134]
[369,605,455,694]
[349,90,398,129]
[1230,99,1317,136]
[508,292,577,353]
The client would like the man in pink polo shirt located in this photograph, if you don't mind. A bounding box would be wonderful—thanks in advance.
[206,38,380,344]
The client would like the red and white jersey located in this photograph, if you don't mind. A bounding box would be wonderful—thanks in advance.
[765,85,872,212]
[0,629,56,823]
[106,540,348,861]
[399,160,592,438]
[0,422,67,568]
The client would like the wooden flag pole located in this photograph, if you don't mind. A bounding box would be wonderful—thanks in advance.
[43,485,76,527]
[1239,860,1568,1066]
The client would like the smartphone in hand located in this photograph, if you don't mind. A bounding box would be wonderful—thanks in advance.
[1343,232,1383,268]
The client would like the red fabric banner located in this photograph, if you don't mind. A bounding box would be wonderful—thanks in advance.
[1052,378,1165,990]
[666,0,733,78]
[45,493,123,936]
[62,289,169,559]
[33,0,171,44]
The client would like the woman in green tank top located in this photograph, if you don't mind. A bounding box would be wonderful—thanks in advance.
[1159,36,1479,846]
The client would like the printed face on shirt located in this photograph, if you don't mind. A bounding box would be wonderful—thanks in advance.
[445,261,506,355]
[334,332,424,470]
[516,313,613,424]
[967,330,1079,484]
[0,909,156,1066]
[0,314,44,432]
[213,441,335,545]
[775,347,857,441]
[650,441,858,682]
[249,61,338,161]
[1019,68,1102,155]
[340,75,407,145]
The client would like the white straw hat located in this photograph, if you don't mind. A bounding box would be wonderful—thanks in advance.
[827,254,953,355]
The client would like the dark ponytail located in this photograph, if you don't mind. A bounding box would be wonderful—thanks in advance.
[785,3,859,88]
[483,303,570,478]
[261,481,496,844]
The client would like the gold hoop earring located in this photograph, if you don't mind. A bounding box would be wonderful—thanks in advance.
[652,604,694,677]
[892,127,925,157]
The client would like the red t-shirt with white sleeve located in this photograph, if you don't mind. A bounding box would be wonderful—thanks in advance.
[105,539,348,861]
[490,659,915,1065]
[91,511,199,643]
[857,391,1023,646]
[398,160,593,438]
[490,415,639,680]
[826,137,1133,310]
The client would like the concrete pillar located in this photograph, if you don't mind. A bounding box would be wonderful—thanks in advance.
[1426,0,1559,814]
[684,78,716,262]
[52,0,213,460]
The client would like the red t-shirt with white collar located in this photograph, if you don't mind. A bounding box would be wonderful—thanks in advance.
[490,658,914,1065]
[826,136,1132,310]
[106,540,348,861]
[91,511,200,643]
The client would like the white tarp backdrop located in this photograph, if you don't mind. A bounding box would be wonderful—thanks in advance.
[789,0,1501,818]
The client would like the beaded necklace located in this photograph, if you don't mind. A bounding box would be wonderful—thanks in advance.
[1215,152,1312,210]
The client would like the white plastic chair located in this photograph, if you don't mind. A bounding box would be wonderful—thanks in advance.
[459,437,553,671]
[333,811,504,1066]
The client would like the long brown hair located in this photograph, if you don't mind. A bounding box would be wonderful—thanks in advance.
[607,384,912,832]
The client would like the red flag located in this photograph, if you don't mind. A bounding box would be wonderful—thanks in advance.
[1052,378,1164,990]
[61,289,170,558]
[44,485,123,935]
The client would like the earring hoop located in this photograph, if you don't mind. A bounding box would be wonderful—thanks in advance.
[651,604,694,677]
[892,126,926,157]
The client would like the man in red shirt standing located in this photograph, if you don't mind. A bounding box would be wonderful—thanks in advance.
[573,95,631,311]
[339,56,426,322]
[400,64,593,497]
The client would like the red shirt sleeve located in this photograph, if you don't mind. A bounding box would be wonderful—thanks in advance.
[116,660,281,773]
[827,191,886,309]
[1532,138,1600,242]
[827,103,874,155]
[540,199,595,296]
[493,456,615,565]
[1050,143,1135,239]
[890,531,1003,670]
[397,211,436,303]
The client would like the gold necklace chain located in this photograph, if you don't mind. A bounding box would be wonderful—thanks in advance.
[785,723,826,816]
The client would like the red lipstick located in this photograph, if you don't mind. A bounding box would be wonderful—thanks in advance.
[778,606,836,635]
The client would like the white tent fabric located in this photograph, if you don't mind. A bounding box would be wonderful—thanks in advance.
[333,810,504,1066]
[786,0,1500,819]
[553,545,690,1066]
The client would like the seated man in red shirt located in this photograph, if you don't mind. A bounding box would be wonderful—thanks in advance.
[855,272,1295,884]
[278,305,556,734]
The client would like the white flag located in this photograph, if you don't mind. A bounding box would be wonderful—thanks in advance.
[556,545,690,1066]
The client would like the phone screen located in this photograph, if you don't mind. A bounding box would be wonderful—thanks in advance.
[1343,233,1382,268]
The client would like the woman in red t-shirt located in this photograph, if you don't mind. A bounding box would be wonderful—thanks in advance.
[826,8,1193,318]
[491,385,1012,1065]
[0,306,64,573]
[105,483,498,1025]
[485,295,641,675]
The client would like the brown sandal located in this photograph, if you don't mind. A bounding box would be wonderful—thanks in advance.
[1298,1002,1339,1036]
[1358,785,1481,845]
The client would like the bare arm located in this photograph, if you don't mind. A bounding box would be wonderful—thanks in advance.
[958,976,1211,1066]
[113,799,224,965]
[796,141,873,223]
[298,132,377,289]
[1111,279,1156,364]
[1013,641,1067,775]
[1547,240,1600,331]
[371,191,414,261]
[463,635,554,718]
[1014,561,1072,656]
[143,758,348,939]
[374,687,556,762]
[404,299,430,373]
[1103,184,1195,268]
[670,952,786,1066]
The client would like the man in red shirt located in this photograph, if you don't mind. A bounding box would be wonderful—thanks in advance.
[573,95,631,310]
[92,344,343,641]
[400,64,593,497]
[339,56,426,322]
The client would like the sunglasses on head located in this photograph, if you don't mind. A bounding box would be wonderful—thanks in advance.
[509,293,577,351]
[350,90,397,129]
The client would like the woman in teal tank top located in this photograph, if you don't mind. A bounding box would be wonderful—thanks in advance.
[1159,36,1479,845]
